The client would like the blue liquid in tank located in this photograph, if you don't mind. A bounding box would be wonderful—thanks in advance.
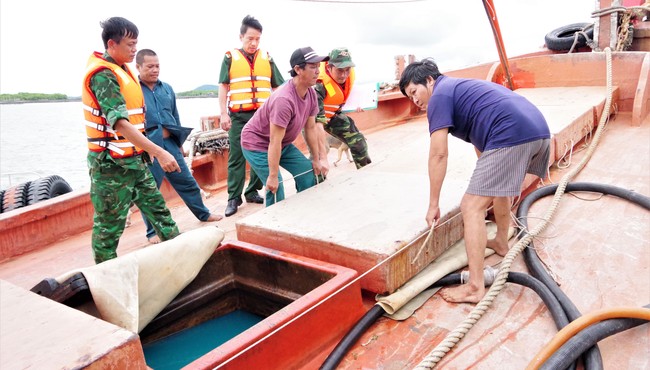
[143,310,263,370]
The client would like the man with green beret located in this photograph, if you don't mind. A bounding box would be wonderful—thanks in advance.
[314,47,371,169]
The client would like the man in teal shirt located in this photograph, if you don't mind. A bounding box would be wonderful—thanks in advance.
[136,48,222,243]
[82,17,179,263]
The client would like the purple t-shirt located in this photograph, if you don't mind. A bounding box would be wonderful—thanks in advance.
[241,80,319,152]
[427,75,550,152]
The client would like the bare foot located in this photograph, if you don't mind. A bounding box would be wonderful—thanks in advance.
[204,213,223,222]
[148,235,161,244]
[487,238,509,256]
[125,210,132,228]
[440,284,485,304]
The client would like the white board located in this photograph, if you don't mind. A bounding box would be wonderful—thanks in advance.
[341,82,379,113]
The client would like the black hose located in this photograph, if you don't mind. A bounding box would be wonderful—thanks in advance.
[507,272,569,330]
[320,305,385,370]
[321,272,570,370]
[320,274,471,370]
[507,273,577,370]
[517,182,650,370]
[519,185,587,320]
[440,272,575,370]
[540,304,650,370]
[322,182,649,370]
[427,272,570,330]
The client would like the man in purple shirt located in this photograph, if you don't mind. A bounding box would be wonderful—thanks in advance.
[241,47,330,206]
[399,58,550,303]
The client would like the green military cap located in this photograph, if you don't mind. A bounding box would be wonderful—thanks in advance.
[328,47,355,68]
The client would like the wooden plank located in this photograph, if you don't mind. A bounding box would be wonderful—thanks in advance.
[237,87,612,294]
[0,280,147,369]
[516,86,619,162]
[236,120,475,293]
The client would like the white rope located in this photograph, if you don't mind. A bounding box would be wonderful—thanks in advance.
[568,24,595,53]
[186,128,230,173]
[557,139,575,169]
[590,3,650,18]
[413,47,614,369]
[269,168,321,204]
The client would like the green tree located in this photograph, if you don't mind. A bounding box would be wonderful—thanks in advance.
[0,92,68,102]
[177,90,219,98]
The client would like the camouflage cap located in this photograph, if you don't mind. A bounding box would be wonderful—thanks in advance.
[328,48,355,68]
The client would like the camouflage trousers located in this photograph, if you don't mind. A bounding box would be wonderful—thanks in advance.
[326,114,371,169]
[88,151,179,264]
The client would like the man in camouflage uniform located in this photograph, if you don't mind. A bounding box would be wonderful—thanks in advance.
[314,48,371,169]
[82,17,180,263]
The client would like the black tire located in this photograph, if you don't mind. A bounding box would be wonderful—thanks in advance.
[2,181,32,212]
[27,175,73,205]
[0,190,5,214]
[545,23,594,51]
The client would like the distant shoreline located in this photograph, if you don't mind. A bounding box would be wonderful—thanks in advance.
[0,95,218,105]
[0,98,80,105]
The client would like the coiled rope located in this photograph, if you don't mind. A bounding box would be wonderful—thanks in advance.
[590,2,650,51]
[590,2,650,18]
[186,128,230,173]
[413,47,614,369]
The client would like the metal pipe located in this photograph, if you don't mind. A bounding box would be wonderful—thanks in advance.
[482,0,515,90]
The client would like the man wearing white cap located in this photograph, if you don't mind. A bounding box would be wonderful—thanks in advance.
[241,47,330,206]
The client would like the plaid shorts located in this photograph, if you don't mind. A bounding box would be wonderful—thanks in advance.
[467,138,550,197]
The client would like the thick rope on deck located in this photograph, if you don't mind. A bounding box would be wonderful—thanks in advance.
[186,129,230,173]
[413,47,614,369]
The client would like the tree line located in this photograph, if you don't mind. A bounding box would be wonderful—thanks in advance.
[177,90,219,97]
[0,92,68,103]
[1,90,219,103]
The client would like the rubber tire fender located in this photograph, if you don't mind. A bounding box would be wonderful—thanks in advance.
[545,22,594,51]
[2,181,32,212]
[27,175,73,205]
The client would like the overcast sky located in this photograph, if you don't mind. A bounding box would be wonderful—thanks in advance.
[0,0,595,97]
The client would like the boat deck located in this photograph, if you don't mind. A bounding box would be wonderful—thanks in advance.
[236,85,622,295]
[323,111,650,370]
[1,83,649,369]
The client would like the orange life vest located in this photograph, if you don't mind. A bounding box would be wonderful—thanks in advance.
[82,52,146,158]
[227,49,272,112]
[317,62,355,121]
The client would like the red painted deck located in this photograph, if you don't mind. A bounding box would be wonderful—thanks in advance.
[1,51,649,369]
[235,85,622,295]
[325,111,650,370]
[0,280,147,370]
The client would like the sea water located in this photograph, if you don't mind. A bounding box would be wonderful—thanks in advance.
[0,97,219,191]
[142,310,263,369]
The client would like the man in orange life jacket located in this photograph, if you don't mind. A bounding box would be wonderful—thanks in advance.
[82,17,180,263]
[314,48,371,169]
[218,15,285,217]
